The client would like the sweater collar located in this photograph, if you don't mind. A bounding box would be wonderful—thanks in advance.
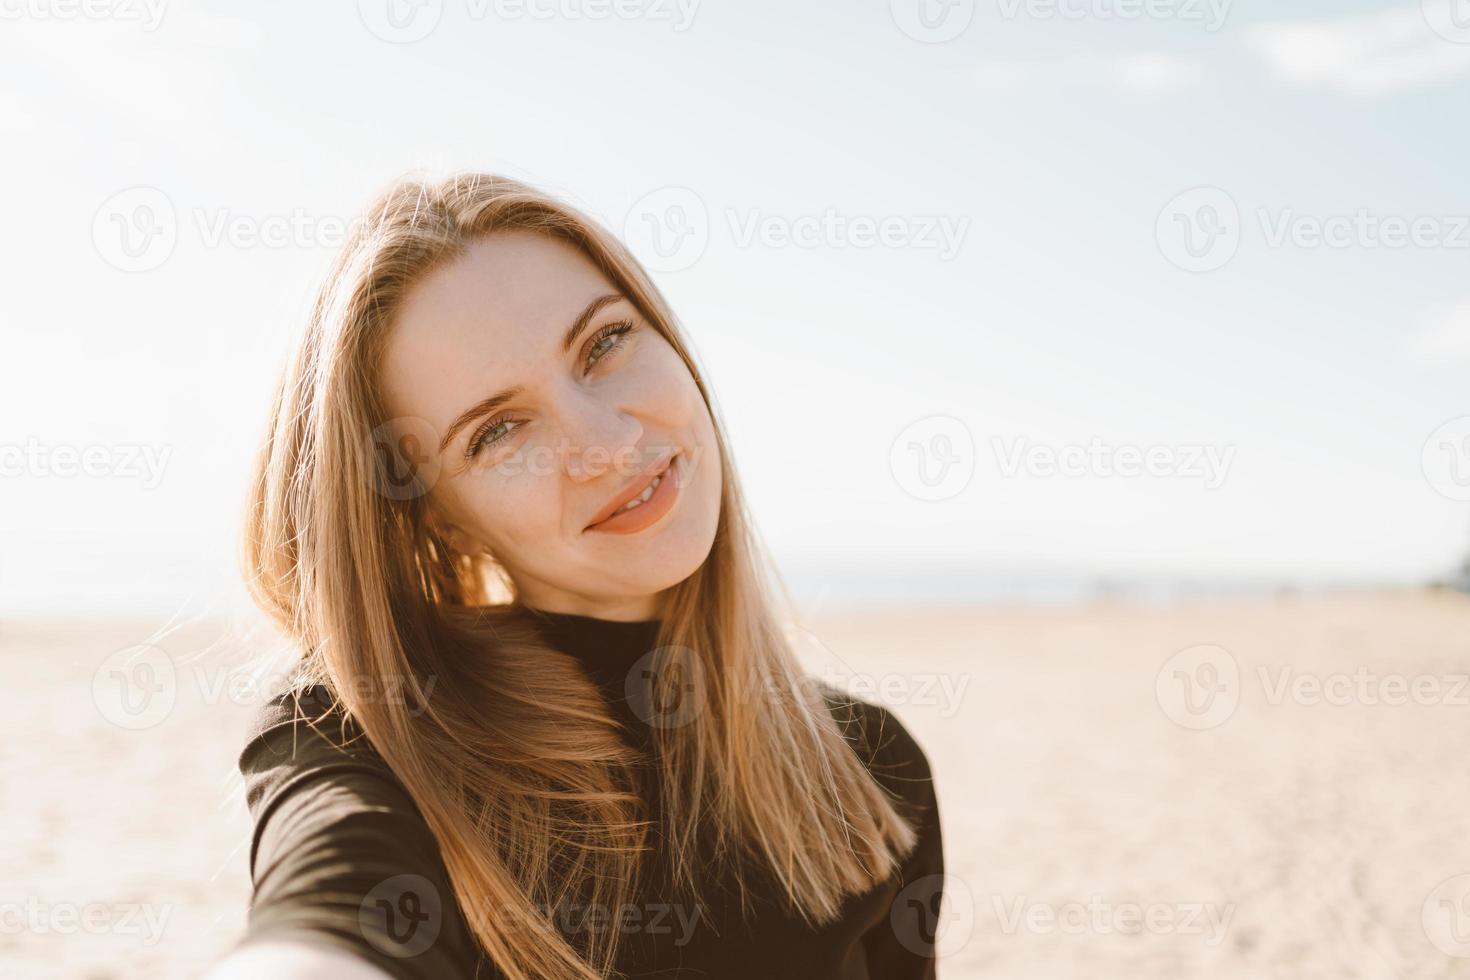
[521,606,664,690]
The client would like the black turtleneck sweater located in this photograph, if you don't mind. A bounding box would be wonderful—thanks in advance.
[235,610,945,979]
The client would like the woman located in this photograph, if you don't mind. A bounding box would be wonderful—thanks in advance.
[209,172,945,980]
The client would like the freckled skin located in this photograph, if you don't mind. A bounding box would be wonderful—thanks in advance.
[380,230,723,621]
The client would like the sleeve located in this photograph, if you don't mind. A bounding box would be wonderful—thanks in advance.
[833,694,946,980]
[234,689,494,980]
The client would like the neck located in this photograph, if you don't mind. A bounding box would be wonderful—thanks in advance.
[514,589,668,623]
[522,605,665,710]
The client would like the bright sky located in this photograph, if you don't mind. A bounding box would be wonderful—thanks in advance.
[2,0,1468,615]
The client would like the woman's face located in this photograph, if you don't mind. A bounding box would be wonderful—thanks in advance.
[379,229,722,621]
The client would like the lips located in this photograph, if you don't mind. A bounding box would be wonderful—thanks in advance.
[583,451,678,530]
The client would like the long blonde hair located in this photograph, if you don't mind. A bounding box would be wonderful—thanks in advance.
[241,171,919,980]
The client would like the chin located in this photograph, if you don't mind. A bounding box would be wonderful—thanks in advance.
[577,445,722,588]
[590,502,720,595]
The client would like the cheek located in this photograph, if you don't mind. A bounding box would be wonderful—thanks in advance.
[625,344,690,412]
[456,471,565,554]
[695,417,723,509]
[675,380,723,515]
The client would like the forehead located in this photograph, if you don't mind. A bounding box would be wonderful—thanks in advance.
[379,230,613,421]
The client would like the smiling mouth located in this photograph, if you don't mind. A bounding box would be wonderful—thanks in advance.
[607,467,668,515]
[583,452,679,531]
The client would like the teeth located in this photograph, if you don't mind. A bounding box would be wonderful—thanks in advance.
[616,473,662,513]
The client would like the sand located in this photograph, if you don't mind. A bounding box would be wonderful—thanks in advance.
[4,590,1468,979]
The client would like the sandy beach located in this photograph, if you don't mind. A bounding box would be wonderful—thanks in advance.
[5,590,1469,979]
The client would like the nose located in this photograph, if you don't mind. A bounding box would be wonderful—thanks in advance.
[559,393,644,484]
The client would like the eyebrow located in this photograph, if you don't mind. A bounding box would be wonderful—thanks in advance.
[436,292,626,455]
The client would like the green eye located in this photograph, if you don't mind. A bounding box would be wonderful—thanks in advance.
[464,319,638,461]
[467,417,520,458]
[585,319,635,369]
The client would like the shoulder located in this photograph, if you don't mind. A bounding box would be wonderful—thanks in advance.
[236,686,486,977]
[816,683,936,810]
[240,684,377,762]
[238,686,400,820]
[237,686,434,883]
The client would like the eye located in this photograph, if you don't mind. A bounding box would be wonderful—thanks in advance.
[584,318,636,371]
[464,319,639,461]
[466,415,520,459]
